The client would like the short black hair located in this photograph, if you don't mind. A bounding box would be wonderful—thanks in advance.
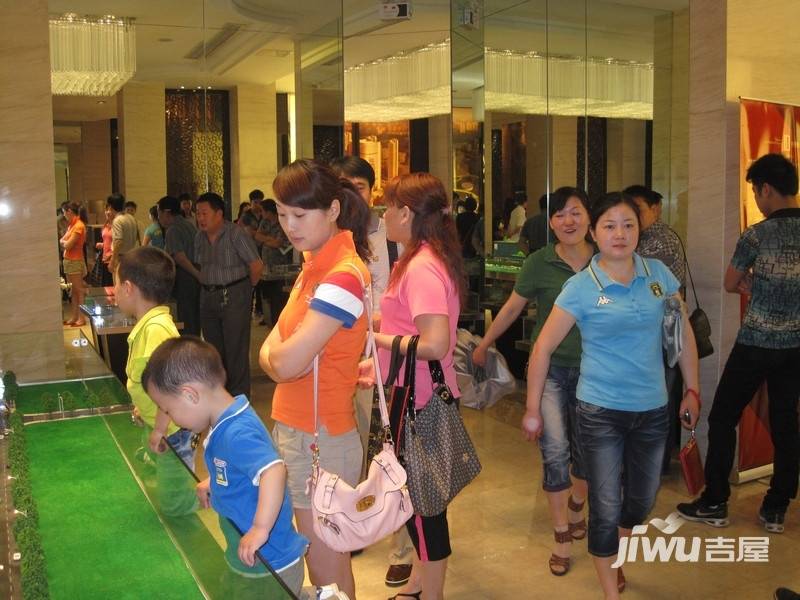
[249,189,265,202]
[513,190,528,205]
[746,153,799,196]
[538,193,548,212]
[106,193,125,212]
[148,205,159,220]
[178,192,193,202]
[548,187,590,217]
[329,156,376,190]
[262,199,278,215]
[124,200,137,210]
[157,196,180,215]
[590,191,641,229]
[462,196,477,212]
[117,246,175,304]
[142,336,226,396]
[196,192,225,213]
[623,185,661,207]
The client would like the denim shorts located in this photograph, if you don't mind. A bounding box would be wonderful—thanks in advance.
[538,365,585,492]
[575,400,668,557]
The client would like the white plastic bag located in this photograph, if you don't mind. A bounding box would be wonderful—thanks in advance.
[454,329,517,410]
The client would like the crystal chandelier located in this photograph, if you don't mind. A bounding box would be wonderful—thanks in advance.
[49,13,136,96]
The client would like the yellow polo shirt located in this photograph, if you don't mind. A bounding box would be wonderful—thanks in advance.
[126,305,180,435]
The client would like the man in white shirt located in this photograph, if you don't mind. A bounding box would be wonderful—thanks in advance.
[505,191,529,242]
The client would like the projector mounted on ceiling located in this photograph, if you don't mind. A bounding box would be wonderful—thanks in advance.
[378,2,412,21]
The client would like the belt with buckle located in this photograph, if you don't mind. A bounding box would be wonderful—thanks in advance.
[202,276,249,292]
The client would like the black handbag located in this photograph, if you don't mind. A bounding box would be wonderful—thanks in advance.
[676,232,714,359]
[402,352,482,517]
[365,335,409,464]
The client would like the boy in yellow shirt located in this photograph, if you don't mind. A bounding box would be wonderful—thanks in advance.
[116,246,197,516]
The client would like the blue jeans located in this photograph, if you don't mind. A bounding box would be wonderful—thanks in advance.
[576,400,668,557]
[539,365,585,491]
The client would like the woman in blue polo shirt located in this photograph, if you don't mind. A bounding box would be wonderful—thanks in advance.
[525,192,700,600]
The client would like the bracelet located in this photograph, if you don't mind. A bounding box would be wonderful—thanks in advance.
[684,388,701,406]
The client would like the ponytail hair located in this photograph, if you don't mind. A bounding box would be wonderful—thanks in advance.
[272,159,372,262]
[384,172,466,306]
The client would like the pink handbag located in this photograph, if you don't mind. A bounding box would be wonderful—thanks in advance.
[307,269,413,553]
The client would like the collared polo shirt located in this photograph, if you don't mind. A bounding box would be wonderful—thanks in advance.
[195,221,260,286]
[204,395,308,571]
[165,215,198,264]
[271,231,370,434]
[555,253,679,411]
[515,243,589,367]
[126,306,180,434]
[731,207,800,349]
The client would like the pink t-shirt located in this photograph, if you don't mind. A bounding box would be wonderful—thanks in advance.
[378,244,460,410]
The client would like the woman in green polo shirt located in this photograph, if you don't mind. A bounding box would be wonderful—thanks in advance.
[473,187,594,577]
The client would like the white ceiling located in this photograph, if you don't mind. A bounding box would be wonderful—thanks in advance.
[49,0,686,122]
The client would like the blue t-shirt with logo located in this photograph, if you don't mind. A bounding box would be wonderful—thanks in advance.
[204,395,308,571]
[555,253,680,411]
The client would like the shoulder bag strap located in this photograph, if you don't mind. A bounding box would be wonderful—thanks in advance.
[404,335,420,421]
[671,227,701,310]
[385,335,405,386]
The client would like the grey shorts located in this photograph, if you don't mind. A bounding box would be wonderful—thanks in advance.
[272,422,362,510]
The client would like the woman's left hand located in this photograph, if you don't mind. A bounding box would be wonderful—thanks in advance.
[357,358,375,388]
[679,389,701,429]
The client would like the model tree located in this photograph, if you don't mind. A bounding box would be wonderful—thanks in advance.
[86,392,99,414]
[61,391,78,414]
[40,392,57,416]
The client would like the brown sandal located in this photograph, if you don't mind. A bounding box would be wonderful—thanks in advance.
[567,495,587,540]
[617,566,626,593]
[549,528,572,576]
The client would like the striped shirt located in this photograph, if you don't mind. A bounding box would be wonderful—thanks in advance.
[195,221,260,285]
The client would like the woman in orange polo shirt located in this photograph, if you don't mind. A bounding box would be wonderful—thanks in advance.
[259,159,371,599]
[60,202,87,326]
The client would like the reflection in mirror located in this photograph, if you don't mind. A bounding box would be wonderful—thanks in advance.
[342,0,450,203]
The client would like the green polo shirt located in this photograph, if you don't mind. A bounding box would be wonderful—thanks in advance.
[514,243,586,367]
[126,305,180,435]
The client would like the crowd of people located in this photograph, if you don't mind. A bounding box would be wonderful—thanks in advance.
[57,152,799,600]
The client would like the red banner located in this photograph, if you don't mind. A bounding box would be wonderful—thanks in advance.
[737,98,800,473]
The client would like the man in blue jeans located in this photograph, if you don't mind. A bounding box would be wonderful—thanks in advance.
[678,153,800,533]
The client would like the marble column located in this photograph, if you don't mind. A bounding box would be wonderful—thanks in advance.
[551,116,578,189]
[0,0,61,334]
[117,81,167,232]
[230,84,278,206]
[606,119,646,191]
[80,120,112,218]
[428,114,452,197]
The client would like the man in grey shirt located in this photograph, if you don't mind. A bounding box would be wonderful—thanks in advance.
[107,193,139,277]
[157,195,201,336]
[195,192,263,397]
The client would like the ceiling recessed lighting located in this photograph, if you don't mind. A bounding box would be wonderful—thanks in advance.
[179,85,185,89]
[157,37,173,42]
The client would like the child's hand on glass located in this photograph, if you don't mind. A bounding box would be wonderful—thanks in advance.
[196,478,211,509]
[148,428,167,454]
[239,525,269,567]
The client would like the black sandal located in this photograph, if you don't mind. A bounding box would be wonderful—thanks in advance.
[388,593,422,600]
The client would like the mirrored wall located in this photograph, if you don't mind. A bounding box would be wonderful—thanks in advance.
[48,0,687,243]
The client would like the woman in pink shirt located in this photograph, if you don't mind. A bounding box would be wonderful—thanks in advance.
[367,172,465,600]
[95,208,114,286]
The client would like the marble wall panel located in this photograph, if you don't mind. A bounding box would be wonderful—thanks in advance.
[230,84,278,205]
[80,120,112,215]
[0,0,61,334]
[117,81,167,233]
[428,114,452,197]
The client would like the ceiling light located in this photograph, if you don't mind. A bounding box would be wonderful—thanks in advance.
[49,14,136,96]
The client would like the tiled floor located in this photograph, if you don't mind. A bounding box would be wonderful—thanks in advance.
[242,321,800,600]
